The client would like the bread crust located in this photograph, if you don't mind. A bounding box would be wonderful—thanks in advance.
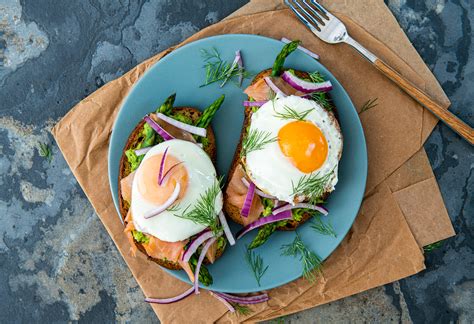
[118,106,224,270]
[224,68,341,230]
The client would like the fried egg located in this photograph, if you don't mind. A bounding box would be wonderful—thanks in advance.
[245,95,343,203]
[131,139,222,242]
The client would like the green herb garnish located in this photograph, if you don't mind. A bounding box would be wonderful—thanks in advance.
[233,303,252,315]
[272,40,300,76]
[311,215,336,237]
[200,48,250,87]
[309,71,325,83]
[280,232,322,282]
[241,129,277,158]
[291,171,334,205]
[245,246,269,286]
[360,98,378,113]
[38,143,52,163]
[423,240,444,253]
[174,177,223,235]
[189,254,213,286]
[132,230,150,244]
[273,104,314,121]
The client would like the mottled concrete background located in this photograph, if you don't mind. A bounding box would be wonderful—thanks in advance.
[0,0,472,323]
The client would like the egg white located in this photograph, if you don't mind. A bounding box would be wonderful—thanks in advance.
[245,95,343,203]
[131,139,222,242]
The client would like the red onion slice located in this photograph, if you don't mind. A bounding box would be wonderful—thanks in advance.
[218,211,235,246]
[144,115,174,141]
[220,50,242,88]
[236,50,244,86]
[182,230,215,262]
[143,183,181,219]
[210,292,235,313]
[236,209,292,239]
[156,113,207,137]
[215,292,269,304]
[272,202,328,216]
[194,237,217,294]
[241,180,256,218]
[158,147,169,185]
[134,146,152,156]
[145,286,194,304]
[159,162,184,186]
[281,71,332,94]
[281,37,320,60]
[264,77,287,97]
[241,178,275,199]
[243,100,268,107]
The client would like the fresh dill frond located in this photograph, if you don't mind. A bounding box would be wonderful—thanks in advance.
[174,177,223,234]
[310,92,332,111]
[245,246,269,287]
[291,170,334,205]
[309,71,325,83]
[423,240,444,253]
[241,129,277,158]
[166,203,181,213]
[280,232,322,283]
[200,48,250,88]
[360,98,378,113]
[273,105,314,121]
[38,142,52,163]
[310,215,336,237]
[200,47,221,61]
[233,303,252,315]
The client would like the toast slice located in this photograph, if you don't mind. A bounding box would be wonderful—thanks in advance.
[118,106,224,270]
[224,68,340,231]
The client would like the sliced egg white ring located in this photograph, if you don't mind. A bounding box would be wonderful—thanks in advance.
[131,139,222,242]
[245,95,343,203]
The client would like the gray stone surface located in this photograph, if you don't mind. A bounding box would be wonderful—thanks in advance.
[0,0,472,323]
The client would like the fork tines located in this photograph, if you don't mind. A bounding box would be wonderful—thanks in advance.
[285,0,330,32]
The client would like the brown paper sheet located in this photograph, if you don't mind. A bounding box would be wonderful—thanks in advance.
[52,0,455,322]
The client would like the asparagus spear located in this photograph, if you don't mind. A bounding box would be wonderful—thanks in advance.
[271,40,301,77]
[248,223,278,249]
[189,254,213,286]
[195,95,225,128]
[157,93,176,115]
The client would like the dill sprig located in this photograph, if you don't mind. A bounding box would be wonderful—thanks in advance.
[245,246,269,287]
[309,71,325,83]
[307,71,333,111]
[360,98,378,113]
[165,203,180,213]
[291,170,334,205]
[280,232,322,283]
[233,303,252,315]
[200,48,250,88]
[241,129,277,158]
[174,177,223,234]
[310,215,336,237]
[423,240,444,253]
[310,92,332,111]
[38,142,52,163]
[273,105,314,121]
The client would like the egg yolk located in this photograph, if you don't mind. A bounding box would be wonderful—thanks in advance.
[278,121,328,173]
[137,153,188,204]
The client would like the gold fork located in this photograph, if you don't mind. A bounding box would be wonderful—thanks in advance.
[285,0,474,145]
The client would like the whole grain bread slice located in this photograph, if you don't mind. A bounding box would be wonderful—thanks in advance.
[224,68,341,231]
[118,106,224,270]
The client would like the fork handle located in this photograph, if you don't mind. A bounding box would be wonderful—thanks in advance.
[373,59,473,145]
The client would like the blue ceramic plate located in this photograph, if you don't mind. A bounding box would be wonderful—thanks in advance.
[108,34,367,293]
